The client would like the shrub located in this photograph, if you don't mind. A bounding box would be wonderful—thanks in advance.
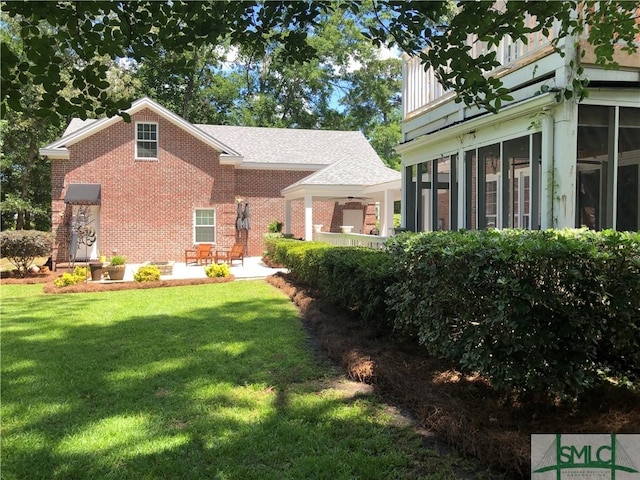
[386,228,640,400]
[318,247,397,331]
[267,219,283,233]
[53,266,88,287]
[263,235,301,265]
[109,255,126,266]
[205,263,231,278]
[0,230,53,277]
[134,265,161,282]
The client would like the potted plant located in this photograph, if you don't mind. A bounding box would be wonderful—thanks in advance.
[106,255,126,281]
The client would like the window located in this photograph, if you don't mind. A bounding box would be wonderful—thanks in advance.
[577,105,640,230]
[194,209,216,243]
[136,122,158,159]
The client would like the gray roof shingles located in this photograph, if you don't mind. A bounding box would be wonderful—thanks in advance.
[63,116,400,187]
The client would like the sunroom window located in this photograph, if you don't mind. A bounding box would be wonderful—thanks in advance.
[577,105,640,231]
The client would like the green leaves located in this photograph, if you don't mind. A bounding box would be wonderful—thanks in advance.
[386,229,640,401]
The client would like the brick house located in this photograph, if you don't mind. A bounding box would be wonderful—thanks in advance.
[40,97,400,265]
[398,12,639,232]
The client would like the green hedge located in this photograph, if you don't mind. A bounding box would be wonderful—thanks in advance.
[316,247,396,331]
[385,229,640,399]
[266,229,640,399]
[264,237,395,330]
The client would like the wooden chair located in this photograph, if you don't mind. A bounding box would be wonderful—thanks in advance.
[214,242,245,266]
[184,243,213,265]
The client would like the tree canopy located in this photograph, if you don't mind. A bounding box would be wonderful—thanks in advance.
[2,1,638,120]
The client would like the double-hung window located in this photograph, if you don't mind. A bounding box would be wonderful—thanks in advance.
[194,209,216,243]
[136,122,158,159]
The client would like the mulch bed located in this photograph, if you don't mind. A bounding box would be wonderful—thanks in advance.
[1,268,233,293]
[265,272,640,478]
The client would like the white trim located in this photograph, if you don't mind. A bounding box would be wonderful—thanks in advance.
[193,208,217,244]
[235,162,328,171]
[397,93,555,156]
[40,97,243,159]
[39,147,69,159]
[135,121,159,160]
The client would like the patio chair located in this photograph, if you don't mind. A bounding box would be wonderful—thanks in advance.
[214,242,245,266]
[184,243,213,265]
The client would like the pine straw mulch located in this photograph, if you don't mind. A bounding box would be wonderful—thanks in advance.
[265,272,640,478]
[1,268,233,293]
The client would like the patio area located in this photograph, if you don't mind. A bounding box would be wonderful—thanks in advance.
[81,256,287,282]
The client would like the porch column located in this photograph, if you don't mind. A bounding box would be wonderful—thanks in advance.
[382,188,394,236]
[552,101,578,228]
[304,195,313,241]
[284,200,292,235]
[540,112,554,229]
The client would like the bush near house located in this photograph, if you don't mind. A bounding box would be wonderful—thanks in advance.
[53,266,88,287]
[274,228,640,401]
[133,265,161,282]
[0,230,53,277]
[205,263,231,278]
[385,228,640,400]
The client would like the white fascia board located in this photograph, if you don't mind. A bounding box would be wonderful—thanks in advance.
[39,147,70,159]
[236,162,327,171]
[42,97,242,157]
[219,154,244,166]
[396,93,555,156]
[363,178,402,195]
[281,184,365,200]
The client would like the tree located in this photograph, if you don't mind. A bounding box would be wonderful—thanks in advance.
[2,1,638,121]
[0,16,62,230]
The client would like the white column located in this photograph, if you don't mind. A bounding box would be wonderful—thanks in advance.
[551,101,578,228]
[457,148,465,230]
[304,195,313,241]
[382,188,395,236]
[540,112,554,229]
[284,200,292,235]
[400,167,407,228]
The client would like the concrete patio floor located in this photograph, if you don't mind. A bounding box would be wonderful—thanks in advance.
[120,256,286,281]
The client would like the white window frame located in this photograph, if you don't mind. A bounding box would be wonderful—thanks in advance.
[193,208,216,244]
[135,122,158,160]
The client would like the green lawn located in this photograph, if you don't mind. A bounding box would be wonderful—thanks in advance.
[1,281,485,480]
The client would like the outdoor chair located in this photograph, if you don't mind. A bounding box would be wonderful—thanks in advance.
[184,243,213,265]
[214,242,245,266]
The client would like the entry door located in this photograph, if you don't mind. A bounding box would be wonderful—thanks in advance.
[71,205,100,261]
[342,209,364,233]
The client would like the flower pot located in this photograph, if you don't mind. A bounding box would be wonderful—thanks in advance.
[106,264,126,281]
[89,263,104,281]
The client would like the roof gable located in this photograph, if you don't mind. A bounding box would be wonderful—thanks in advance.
[40,97,242,159]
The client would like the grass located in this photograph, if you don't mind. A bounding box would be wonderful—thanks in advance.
[1,281,487,480]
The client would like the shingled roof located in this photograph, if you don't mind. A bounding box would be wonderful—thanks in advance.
[50,98,400,192]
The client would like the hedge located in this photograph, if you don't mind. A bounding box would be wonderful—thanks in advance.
[265,229,639,400]
[385,229,640,399]
[264,236,395,330]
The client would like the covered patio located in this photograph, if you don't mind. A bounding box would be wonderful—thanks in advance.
[281,156,401,241]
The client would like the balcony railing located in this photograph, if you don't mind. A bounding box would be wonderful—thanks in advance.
[402,16,561,119]
[316,231,388,249]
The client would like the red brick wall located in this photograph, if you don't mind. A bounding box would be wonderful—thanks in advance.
[51,109,354,263]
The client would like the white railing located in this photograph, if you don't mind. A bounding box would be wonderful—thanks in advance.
[316,232,388,249]
[402,16,561,118]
